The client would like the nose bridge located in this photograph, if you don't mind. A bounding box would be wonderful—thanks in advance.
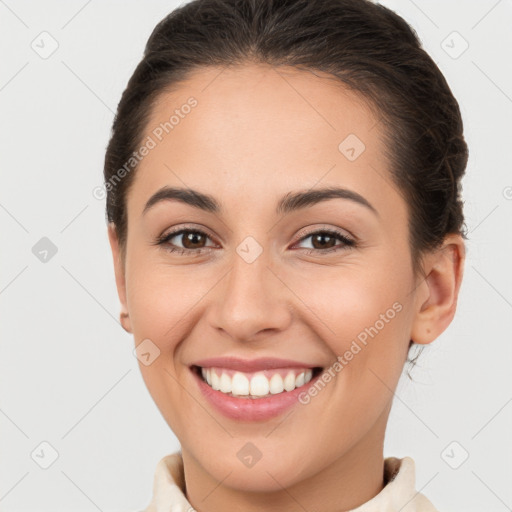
[210,240,292,341]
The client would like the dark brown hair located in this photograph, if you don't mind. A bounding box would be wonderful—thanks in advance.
[103,0,468,377]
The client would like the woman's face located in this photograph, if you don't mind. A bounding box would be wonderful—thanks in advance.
[109,64,447,491]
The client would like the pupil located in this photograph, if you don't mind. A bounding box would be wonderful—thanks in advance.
[184,232,204,249]
[313,233,334,249]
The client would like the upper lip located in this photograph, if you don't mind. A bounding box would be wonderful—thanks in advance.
[191,357,322,373]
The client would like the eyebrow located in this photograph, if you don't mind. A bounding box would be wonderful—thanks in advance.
[142,185,379,217]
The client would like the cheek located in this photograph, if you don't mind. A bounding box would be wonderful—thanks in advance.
[283,257,412,413]
[124,251,220,369]
[124,255,199,432]
[284,259,409,350]
[125,247,189,337]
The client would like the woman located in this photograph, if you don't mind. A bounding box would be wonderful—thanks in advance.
[104,0,467,510]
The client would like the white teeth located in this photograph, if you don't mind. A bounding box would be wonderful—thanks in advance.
[232,372,250,395]
[283,372,296,391]
[219,373,232,393]
[199,367,316,397]
[269,374,284,394]
[250,373,270,396]
[211,370,220,391]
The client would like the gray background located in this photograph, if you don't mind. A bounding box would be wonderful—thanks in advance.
[1,0,511,510]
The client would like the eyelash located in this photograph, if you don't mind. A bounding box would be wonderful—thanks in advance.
[154,226,356,256]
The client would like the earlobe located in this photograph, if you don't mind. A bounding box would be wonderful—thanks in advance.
[410,234,465,345]
[107,223,133,333]
[120,311,132,334]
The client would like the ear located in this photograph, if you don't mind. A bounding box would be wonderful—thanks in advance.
[410,233,466,345]
[107,223,132,333]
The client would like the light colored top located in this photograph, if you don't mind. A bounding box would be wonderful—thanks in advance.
[139,452,440,512]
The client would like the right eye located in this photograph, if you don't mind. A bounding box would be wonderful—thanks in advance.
[155,228,217,255]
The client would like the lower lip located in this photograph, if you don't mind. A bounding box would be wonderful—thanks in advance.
[190,366,322,422]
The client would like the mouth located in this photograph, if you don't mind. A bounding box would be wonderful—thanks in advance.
[190,364,324,399]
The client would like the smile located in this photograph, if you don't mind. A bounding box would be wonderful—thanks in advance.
[190,363,325,421]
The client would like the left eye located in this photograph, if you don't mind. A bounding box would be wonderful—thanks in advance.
[156,229,215,254]
[294,229,356,253]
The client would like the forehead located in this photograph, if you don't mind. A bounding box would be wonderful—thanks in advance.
[146,62,380,148]
[127,63,403,224]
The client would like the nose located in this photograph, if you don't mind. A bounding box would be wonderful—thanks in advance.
[206,247,293,343]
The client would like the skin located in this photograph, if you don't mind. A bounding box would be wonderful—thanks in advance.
[108,63,465,512]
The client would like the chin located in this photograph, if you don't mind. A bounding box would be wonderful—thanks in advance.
[208,451,308,493]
